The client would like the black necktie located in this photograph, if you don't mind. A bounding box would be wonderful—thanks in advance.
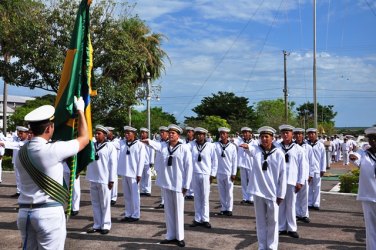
[167,142,182,166]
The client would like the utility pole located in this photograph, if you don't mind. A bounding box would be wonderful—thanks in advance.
[283,50,290,123]
[146,72,151,139]
[2,52,10,135]
[313,0,318,129]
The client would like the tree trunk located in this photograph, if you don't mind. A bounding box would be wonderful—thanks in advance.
[2,52,10,135]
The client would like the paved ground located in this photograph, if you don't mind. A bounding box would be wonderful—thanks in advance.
[0,161,366,249]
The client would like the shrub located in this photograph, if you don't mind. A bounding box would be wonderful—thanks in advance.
[339,168,359,193]
[2,156,13,171]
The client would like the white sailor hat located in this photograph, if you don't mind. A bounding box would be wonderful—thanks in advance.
[105,126,115,131]
[16,126,29,132]
[140,127,149,133]
[185,126,194,131]
[194,127,208,134]
[158,126,168,132]
[306,128,317,133]
[293,127,305,133]
[279,124,294,131]
[95,125,109,134]
[168,124,183,134]
[365,127,376,136]
[218,127,230,133]
[257,126,276,135]
[24,105,55,123]
[123,126,137,132]
[241,127,252,132]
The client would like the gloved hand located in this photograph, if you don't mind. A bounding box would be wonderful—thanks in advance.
[74,96,85,112]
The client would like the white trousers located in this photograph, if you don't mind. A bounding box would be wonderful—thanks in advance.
[140,165,152,194]
[63,172,81,212]
[342,151,349,165]
[240,167,253,201]
[335,149,341,162]
[362,201,376,250]
[122,176,140,218]
[163,188,185,241]
[296,180,309,218]
[17,206,66,250]
[111,175,118,202]
[217,173,234,212]
[279,184,297,232]
[254,195,279,250]
[90,182,112,230]
[308,173,321,207]
[14,164,21,193]
[193,173,211,222]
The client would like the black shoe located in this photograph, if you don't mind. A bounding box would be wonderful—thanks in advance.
[140,193,147,196]
[100,229,110,235]
[308,205,313,210]
[145,193,151,197]
[185,195,194,200]
[160,239,176,245]
[121,217,130,222]
[155,204,164,209]
[301,217,310,223]
[227,211,233,216]
[189,220,202,227]
[313,206,320,211]
[240,200,247,204]
[87,228,100,233]
[127,217,139,222]
[279,230,288,235]
[111,200,116,206]
[71,211,79,216]
[176,240,185,247]
[10,193,20,198]
[202,222,212,229]
[288,231,299,238]
[216,211,226,216]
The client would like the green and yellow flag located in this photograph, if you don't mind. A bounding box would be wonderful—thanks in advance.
[53,0,96,214]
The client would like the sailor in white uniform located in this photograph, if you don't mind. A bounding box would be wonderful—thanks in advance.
[184,126,195,200]
[236,127,258,204]
[276,125,306,239]
[142,124,192,248]
[306,128,326,210]
[189,127,218,229]
[86,125,117,234]
[63,162,81,216]
[240,126,286,250]
[154,126,169,209]
[106,126,120,206]
[16,100,89,250]
[349,127,376,250]
[294,128,316,223]
[116,126,146,222]
[140,127,155,196]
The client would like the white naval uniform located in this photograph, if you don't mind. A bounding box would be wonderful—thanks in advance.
[109,138,120,203]
[237,138,258,202]
[341,141,352,165]
[351,149,376,250]
[296,142,317,218]
[147,140,193,241]
[3,138,27,193]
[190,141,218,223]
[86,141,117,230]
[16,137,79,250]
[276,142,307,232]
[140,145,155,194]
[246,145,287,250]
[307,140,326,208]
[185,139,195,197]
[63,163,81,213]
[154,139,168,205]
[214,141,237,213]
[335,138,343,162]
[117,139,146,219]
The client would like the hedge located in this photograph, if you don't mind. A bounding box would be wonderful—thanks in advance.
[339,168,359,194]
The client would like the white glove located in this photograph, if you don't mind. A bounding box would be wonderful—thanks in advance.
[74,96,85,112]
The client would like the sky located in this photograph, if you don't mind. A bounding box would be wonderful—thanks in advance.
[2,0,376,127]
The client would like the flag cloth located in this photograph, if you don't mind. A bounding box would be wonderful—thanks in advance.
[53,0,96,210]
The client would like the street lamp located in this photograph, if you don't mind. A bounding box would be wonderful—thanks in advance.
[146,72,151,139]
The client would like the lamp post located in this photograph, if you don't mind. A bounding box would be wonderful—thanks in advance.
[146,72,151,139]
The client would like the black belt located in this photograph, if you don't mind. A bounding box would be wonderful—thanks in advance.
[19,202,62,209]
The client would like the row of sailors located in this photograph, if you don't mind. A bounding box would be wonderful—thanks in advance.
[75,122,330,249]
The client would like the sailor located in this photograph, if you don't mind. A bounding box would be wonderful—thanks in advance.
[239,126,286,250]
[106,126,120,206]
[349,127,376,250]
[236,127,258,204]
[154,126,169,209]
[306,128,326,210]
[63,162,81,216]
[142,124,192,247]
[276,125,306,238]
[16,98,89,250]
[117,126,146,222]
[189,127,218,229]
[139,127,155,196]
[184,126,195,200]
[214,127,237,216]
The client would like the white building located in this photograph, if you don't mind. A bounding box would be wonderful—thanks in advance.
[0,95,35,129]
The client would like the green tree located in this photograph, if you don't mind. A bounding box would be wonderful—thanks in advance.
[254,99,297,129]
[8,95,55,131]
[296,102,337,131]
[186,91,258,132]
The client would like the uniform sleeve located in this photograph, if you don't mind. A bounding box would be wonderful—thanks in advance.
[210,144,218,177]
[231,145,238,176]
[53,140,80,161]
[320,145,326,172]
[137,143,146,177]
[277,153,287,199]
[297,148,307,184]
[183,146,193,190]
[108,143,118,183]
[147,139,162,152]
[149,148,155,165]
